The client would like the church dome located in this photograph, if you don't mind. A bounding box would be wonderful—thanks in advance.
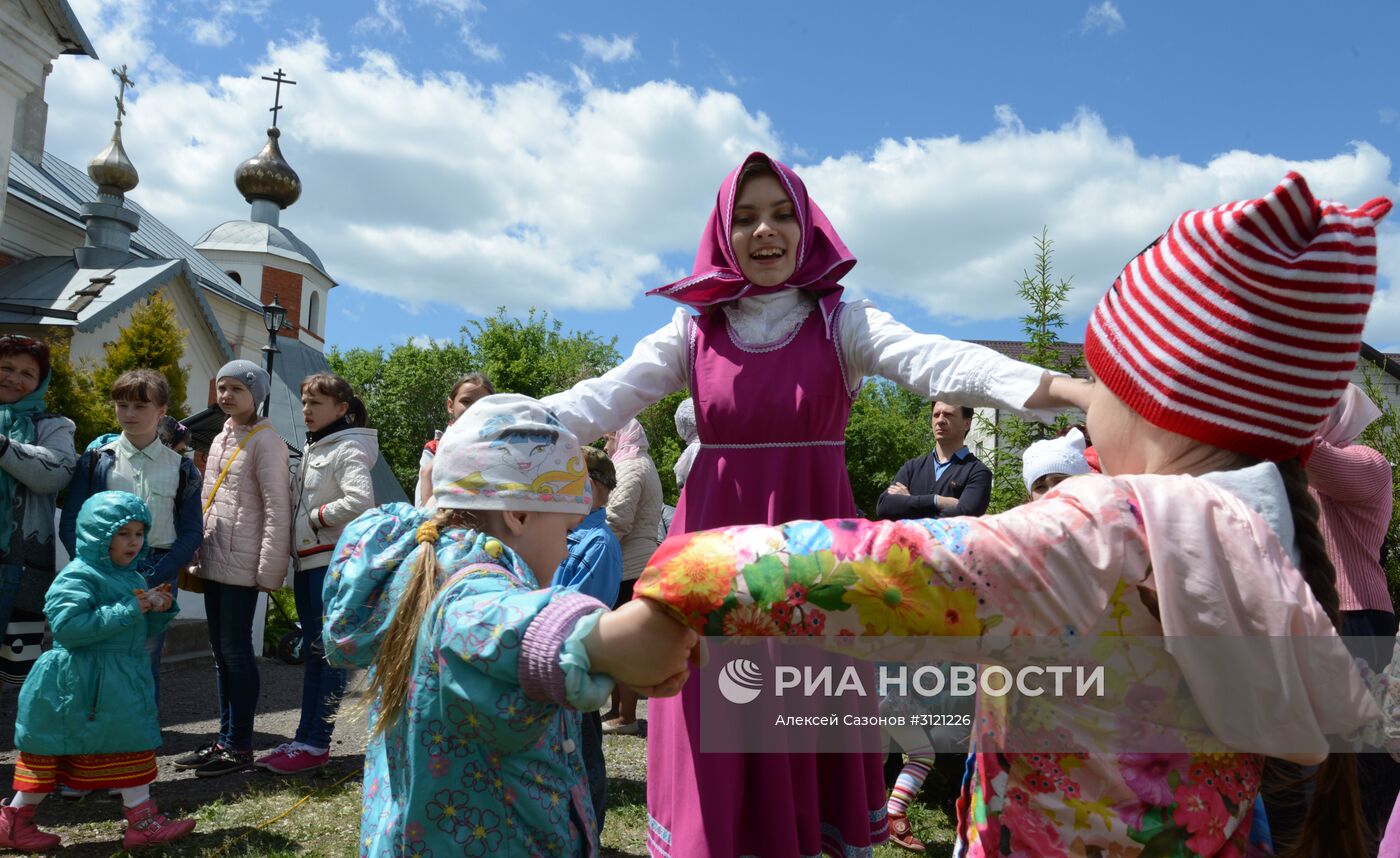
[234,127,301,209]
[88,125,138,195]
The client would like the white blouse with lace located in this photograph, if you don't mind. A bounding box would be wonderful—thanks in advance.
[543,290,1052,444]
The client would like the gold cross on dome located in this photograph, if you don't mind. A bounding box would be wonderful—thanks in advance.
[111,64,135,125]
[260,68,298,128]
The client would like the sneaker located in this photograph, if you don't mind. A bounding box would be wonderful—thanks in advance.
[172,740,223,770]
[887,812,926,853]
[0,801,62,852]
[254,743,294,770]
[122,799,195,848]
[193,748,254,778]
[262,747,330,775]
[56,783,92,802]
[601,718,640,735]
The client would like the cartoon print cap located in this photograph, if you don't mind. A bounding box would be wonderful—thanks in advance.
[433,393,591,514]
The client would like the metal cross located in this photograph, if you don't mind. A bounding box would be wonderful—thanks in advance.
[111,64,135,125]
[260,68,297,128]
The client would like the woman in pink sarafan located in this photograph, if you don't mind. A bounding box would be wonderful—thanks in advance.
[632,174,1398,857]
[544,152,1085,857]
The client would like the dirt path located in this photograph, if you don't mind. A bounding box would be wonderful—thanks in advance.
[0,658,368,847]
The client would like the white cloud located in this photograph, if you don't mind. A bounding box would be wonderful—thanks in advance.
[1082,1,1125,35]
[185,0,271,47]
[460,23,501,62]
[562,33,638,64]
[45,28,779,317]
[799,107,1399,345]
[41,4,1398,349]
[354,0,406,36]
[189,19,233,47]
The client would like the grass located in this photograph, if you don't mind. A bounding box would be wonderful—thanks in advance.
[33,764,362,857]
[37,741,954,856]
[599,730,957,858]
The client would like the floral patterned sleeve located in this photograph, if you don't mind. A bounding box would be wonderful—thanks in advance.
[432,575,607,755]
[632,475,1151,640]
[324,504,612,755]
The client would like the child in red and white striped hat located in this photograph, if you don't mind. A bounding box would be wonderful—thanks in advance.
[625,173,1394,857]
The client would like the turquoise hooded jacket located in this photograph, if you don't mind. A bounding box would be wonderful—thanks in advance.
[15,490,177,755]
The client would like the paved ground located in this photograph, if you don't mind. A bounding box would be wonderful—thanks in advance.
[0,656,369,837]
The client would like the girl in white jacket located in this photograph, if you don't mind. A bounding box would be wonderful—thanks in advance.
[257,372,378,775]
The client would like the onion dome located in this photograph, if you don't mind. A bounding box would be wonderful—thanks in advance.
[87,121,138,196]
[234,126,301,210]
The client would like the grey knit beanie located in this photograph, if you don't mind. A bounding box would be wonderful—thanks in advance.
[217,359,270,405]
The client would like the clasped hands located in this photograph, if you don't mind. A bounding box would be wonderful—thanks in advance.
[133,582,174,613]
[585,598,707,700]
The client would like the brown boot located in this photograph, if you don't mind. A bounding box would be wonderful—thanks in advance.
[887,811,925,853]
[0,800,62,852]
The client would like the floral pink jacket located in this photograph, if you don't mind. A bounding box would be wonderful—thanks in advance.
[635,473,1376,858]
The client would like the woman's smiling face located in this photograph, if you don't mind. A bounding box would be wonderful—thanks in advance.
[731,172,800,287]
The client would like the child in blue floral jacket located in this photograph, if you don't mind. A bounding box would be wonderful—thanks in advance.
[323,394,698,857]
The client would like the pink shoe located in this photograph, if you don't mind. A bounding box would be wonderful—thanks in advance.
[262,747,329,775]
[0,801,62,852]
[122,799,195,848]
[254,743,294,770]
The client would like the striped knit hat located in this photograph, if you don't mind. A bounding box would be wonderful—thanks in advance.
[1084,172,1391,462]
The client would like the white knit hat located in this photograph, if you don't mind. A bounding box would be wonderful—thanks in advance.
[433,393,591,514]
[1021,428,1091,492]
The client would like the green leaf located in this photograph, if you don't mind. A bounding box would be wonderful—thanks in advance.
[704,597,739,636]
[742,555,789,606]
[806,562,859,612]
[788,554,821,589]
[1137,826,1189,858]
[806,584,850,613]
[1128,807,1170,845]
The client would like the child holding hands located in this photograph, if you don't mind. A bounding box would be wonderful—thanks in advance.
[0,491,194,851]
[324,393,698,857]
[632,174,1391,857]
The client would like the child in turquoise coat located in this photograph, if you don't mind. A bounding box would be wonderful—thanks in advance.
[0,491,195,851]
[324,394,699,857]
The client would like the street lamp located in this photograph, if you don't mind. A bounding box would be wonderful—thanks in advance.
[261,295,286,416]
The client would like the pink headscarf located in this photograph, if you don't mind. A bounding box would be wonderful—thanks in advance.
[607,419,650,464]
[647,152,856,332]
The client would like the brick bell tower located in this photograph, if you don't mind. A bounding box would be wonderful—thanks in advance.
[193,68,336,358]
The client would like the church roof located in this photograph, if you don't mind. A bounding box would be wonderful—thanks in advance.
[7,151,263,312]
[0,255,232,360]
[34,0,97,57]
[194,219,333,282]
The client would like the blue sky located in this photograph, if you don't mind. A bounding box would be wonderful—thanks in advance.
[44,1,1400,355]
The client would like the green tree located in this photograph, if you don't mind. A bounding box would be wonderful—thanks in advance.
[329,334,477,493]
[93,291,189,412]
[330,308,622,494]
[41,291,192,451]
[466,308,619,400]
[978,228,1083,513]
[42,330,109,449]
[845,381,935,516]
[1357,367,1400,605]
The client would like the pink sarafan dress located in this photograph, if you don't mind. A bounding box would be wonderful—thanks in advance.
[542,151,1052,857]
[649,302,886,858]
